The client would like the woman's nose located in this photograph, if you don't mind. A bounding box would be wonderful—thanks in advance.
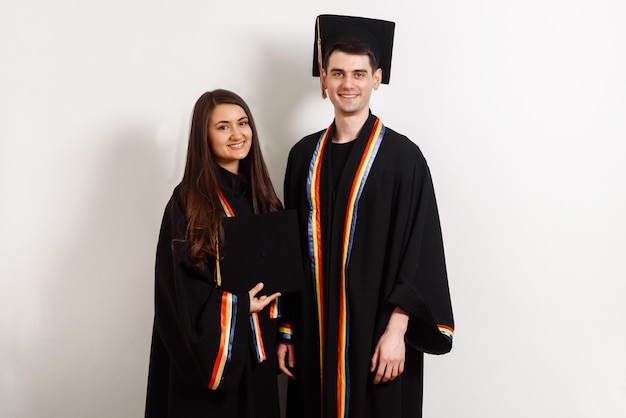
[231,127,242,139]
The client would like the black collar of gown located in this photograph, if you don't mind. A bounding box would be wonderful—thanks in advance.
[217,165,249,199]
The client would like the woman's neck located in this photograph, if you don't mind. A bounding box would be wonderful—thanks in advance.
[218,161,239,175]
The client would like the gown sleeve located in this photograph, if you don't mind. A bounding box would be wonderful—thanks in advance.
[385,156,455,355]
[152,189,251,391]
[278,150,297,343]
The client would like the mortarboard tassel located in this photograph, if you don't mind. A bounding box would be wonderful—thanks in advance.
[316,16,326,99]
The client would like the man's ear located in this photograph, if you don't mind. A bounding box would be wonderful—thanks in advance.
[320,69,328,99]
[373,68,383,90]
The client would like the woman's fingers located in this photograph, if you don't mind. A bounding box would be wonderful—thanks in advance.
[249,282,281,313]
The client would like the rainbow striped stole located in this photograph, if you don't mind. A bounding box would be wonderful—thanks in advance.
[306,118,385,418]
[216,187,235,217]
[306,126,330,387]
[214,188,234,287]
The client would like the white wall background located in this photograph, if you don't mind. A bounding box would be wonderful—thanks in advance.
[1,0,625,417]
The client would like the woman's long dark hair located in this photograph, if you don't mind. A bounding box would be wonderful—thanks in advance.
[180,89,283,269]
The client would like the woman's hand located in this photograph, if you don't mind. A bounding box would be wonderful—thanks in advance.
[248,282,281,313]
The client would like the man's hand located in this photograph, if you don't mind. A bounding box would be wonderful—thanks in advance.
[277,342,296,379]
[370,307,409,384]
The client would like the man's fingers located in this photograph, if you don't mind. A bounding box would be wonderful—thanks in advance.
[277,343,296,379]
[370,348,379,372]
[287,344,296,368]
[373,359,405,384]
[373,363,385,384]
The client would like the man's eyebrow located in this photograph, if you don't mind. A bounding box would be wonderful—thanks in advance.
[328,67,369,73]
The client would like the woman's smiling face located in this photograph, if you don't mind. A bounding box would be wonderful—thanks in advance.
[207,103,253,174]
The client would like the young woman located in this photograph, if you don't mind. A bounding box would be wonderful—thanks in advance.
[145,89,284,418]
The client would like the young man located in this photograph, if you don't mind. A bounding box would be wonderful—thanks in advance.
[277,15,455,418]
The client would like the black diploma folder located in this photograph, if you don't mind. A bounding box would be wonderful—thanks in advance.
[219,209,305,295]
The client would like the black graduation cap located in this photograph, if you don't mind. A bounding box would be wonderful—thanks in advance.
[218,209,305,296]
[313,14,396,97]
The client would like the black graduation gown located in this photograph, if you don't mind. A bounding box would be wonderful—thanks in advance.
[145,169,280,418]
[282,113,454,418]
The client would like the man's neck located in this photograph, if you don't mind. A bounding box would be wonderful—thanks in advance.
[332,110,369,144]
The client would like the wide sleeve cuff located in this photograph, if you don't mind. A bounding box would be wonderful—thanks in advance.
[387,283,454,354]
[277,322,293,343]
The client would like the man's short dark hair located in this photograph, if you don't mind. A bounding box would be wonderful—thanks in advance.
[323,39,379,73]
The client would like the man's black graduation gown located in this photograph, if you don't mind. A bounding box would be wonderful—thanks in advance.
[282,113,454,418]
[145,169,280,418]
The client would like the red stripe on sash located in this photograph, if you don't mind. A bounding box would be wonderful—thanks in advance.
[216,187,235,217]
